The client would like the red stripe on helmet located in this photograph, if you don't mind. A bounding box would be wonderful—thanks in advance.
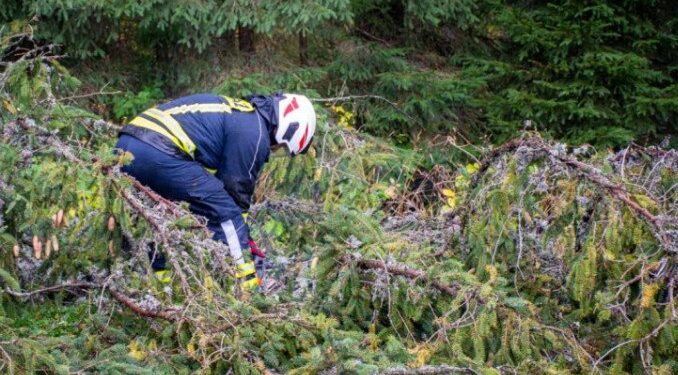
[298,123,309,151]
[283,97,299,117]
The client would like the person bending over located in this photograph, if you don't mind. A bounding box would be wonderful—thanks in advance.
[115,92,316,290]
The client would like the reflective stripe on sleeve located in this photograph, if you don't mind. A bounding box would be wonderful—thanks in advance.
[221,220,245,265]
[164,103,233,115]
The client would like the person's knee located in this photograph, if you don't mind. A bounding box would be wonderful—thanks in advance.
[208,221,227,243]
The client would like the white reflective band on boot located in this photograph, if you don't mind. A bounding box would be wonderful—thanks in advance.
[221,220,245,265]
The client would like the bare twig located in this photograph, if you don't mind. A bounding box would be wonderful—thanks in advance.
[4,281,98,297]
[354,28,392,45]
[312,94,399,107]
[311,94,417,123]
[382,365,478,375]
[591,339,636,371]
[57,89,121,102]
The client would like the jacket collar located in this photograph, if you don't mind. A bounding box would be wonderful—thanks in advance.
[247,92,285,140]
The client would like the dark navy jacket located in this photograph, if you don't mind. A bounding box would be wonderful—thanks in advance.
[120,93,275,210]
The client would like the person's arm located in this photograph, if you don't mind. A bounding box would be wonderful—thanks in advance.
[216,116,269,210]
[216,113,270,258]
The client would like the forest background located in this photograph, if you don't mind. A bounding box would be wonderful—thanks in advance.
[0,0,677,374]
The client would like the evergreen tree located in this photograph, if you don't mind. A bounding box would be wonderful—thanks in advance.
[459,0,678,146]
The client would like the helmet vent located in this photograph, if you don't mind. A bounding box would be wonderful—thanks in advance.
[282,122,299,141]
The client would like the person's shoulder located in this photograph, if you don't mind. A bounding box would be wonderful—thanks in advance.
[157,93,224,110]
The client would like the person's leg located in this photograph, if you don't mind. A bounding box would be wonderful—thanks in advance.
[115,135,194,202]
[116,135,192,271]
[115,135,252,268]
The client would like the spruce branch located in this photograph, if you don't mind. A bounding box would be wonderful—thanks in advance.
[345,256,462,297]
[462,135,676,253]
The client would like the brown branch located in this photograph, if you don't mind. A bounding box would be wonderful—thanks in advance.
[535,142,673,251]
[543,146,660,226]
[6,283,179,322]
[130,178,208,233]
[382,365,477,375]
[132,179,177,211]
[108,287,178,322]
[118,186,164,231]
[354,28,392,45]
[348,257,461,297]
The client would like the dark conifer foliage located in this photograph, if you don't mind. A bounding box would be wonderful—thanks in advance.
[0,2,677,373]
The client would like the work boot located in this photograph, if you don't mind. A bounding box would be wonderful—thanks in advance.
[148,243,172,284]
[236,261,261,291]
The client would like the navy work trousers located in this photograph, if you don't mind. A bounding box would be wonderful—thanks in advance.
[115,135,249,269]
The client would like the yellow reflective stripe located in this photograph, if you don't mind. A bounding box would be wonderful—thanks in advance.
[236,269,255,278]
[164,103,232,115]
[145,108,196,157]
[204,167,217,175]
[235,261,256,278]
[236,261,255,271]
[154,270,172,284]
[222,96,255,112]
[129,117,185,151]
[241,276,260,289]
[146,108,196,155]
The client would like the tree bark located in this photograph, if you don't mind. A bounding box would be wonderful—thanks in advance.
[238,26,256,54]
[390,0,406,29]
[299,32,308,66]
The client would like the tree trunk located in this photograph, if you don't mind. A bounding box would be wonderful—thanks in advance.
[390,0,406,30]
[238,26,255,54]
[299,32,308,66]
[216,31,236,58]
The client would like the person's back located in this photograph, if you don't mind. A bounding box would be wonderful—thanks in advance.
[122,93,268,171]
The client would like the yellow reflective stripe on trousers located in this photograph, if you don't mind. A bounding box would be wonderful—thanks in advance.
[235,261,256,278]
[163,103,233,115]
[241,276,260,289]
[144,108,196,157]
[154,270,172,284]
[129,117,185,151]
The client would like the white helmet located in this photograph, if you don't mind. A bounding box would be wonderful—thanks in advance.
[275,94,316,156]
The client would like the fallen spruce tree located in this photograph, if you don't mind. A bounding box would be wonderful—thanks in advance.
[0,35,677,374]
